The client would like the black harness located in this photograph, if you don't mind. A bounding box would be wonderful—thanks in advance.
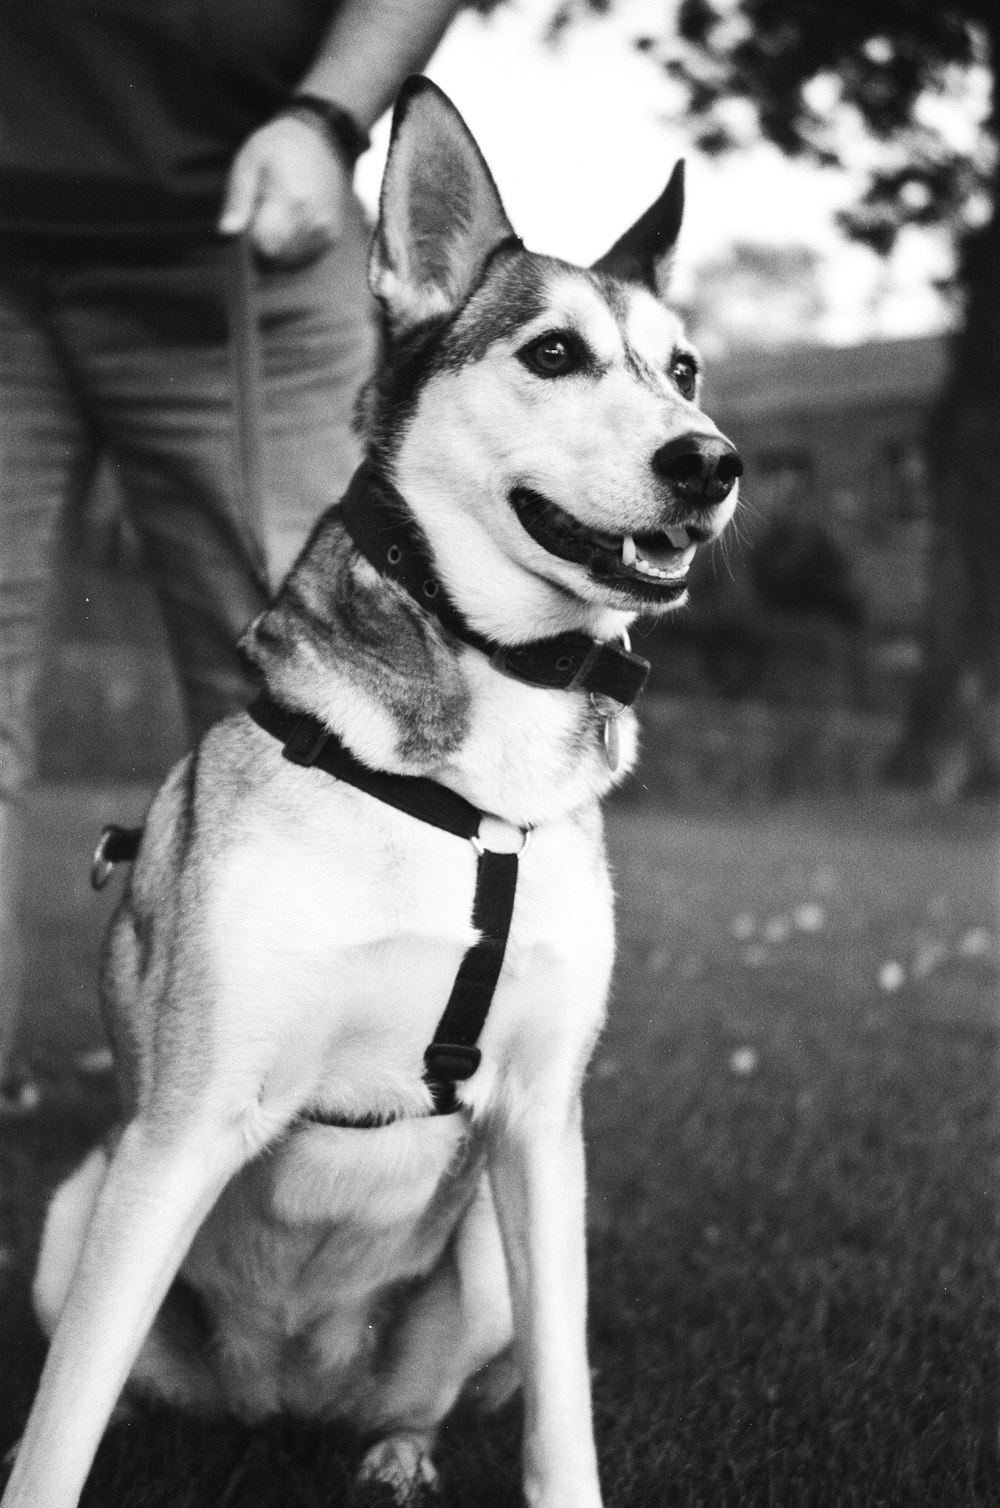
[92,464,651,1121]
[246,691,524,1116]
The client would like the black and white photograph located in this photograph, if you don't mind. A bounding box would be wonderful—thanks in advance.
[1,2,997,1504]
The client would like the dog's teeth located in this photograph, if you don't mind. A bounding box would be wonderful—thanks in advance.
[621,534,637,567]
[665,526,691,549]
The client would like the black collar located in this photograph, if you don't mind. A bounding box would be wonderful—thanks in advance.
[338,463,650,709]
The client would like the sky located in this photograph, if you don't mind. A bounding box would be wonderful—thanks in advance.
[355,0,968,347]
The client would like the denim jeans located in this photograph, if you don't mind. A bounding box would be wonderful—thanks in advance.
[0,197,379,1077]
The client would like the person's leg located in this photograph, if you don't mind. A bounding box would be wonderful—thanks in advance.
[0,256,98,1101]
[51,247,270,738]
[54,202,379,740]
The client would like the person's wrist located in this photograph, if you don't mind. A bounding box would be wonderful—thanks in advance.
[280,95,371,167]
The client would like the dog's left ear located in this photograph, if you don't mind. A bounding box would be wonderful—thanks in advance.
[591,160,685,297]
[371,77,518,335]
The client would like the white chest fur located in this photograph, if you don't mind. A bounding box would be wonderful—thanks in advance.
[195,758,616,1134]
[439,647,639,827]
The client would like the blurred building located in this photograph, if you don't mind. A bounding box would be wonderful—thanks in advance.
[648,333,951,710]
[705,334,949,634]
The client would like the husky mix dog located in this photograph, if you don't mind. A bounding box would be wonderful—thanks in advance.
[4,79,741,1508]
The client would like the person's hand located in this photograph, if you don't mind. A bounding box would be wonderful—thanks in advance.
[219,114,352,265]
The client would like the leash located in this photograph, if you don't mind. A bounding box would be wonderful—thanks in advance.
[225,233,270,582]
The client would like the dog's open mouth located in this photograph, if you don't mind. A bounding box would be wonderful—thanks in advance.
[510,487,696,601]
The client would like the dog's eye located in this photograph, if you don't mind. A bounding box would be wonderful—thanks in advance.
[670,355,699,399]
[518,333,579,378]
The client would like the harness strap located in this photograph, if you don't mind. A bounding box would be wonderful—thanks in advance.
[248,693,482,839]
[90,699,525,1120]
[424,847,519,1113]
[338,463,650,708]
[248,693,523,1116]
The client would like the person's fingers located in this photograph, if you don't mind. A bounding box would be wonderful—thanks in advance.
[246,193,294,259]
[218,147,262,236]
[221,118,350,263]
[249,193,341,265]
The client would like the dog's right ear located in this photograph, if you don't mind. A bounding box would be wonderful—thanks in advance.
[370,77,518,336]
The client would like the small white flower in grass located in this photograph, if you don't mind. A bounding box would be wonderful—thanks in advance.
[730,913,756,941]
[958,927,993,959]
[879,960,906,992]
[679,953,705,980]
[794,902,826,933]
[646,945,673,977]
[729,1046,758,1076]
[912,941,948,980]
[764,916,792,945]
[0,1075,41,1117]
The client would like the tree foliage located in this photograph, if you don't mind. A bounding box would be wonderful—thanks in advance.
[682,241,826,353]
[658,0,995,268]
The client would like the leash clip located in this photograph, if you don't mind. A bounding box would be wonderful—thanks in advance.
[90,825,143,890]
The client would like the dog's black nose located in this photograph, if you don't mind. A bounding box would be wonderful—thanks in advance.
[652,435,744,506]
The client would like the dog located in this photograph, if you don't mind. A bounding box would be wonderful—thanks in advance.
[4,78,741,1508]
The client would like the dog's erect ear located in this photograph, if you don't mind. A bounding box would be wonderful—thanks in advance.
[591,160,685,297]
[370,77,518,334]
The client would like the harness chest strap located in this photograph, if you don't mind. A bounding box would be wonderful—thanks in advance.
[245,693,524,1116]
[90,465,651,1115]
[91,706,522,1121]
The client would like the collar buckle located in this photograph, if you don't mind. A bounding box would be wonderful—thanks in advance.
[282,717,331,767]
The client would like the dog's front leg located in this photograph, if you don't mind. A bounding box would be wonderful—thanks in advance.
[1,1117,251,1508]
[489,1098,602,1508]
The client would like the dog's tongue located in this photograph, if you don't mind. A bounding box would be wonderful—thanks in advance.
[621,530,696,577]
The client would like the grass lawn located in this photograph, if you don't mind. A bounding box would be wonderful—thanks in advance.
[1,789,997,1506]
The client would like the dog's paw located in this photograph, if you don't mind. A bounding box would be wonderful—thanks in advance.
[356,1432,439,1502]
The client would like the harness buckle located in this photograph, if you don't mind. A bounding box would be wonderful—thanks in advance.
[423,1043,482,1082]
